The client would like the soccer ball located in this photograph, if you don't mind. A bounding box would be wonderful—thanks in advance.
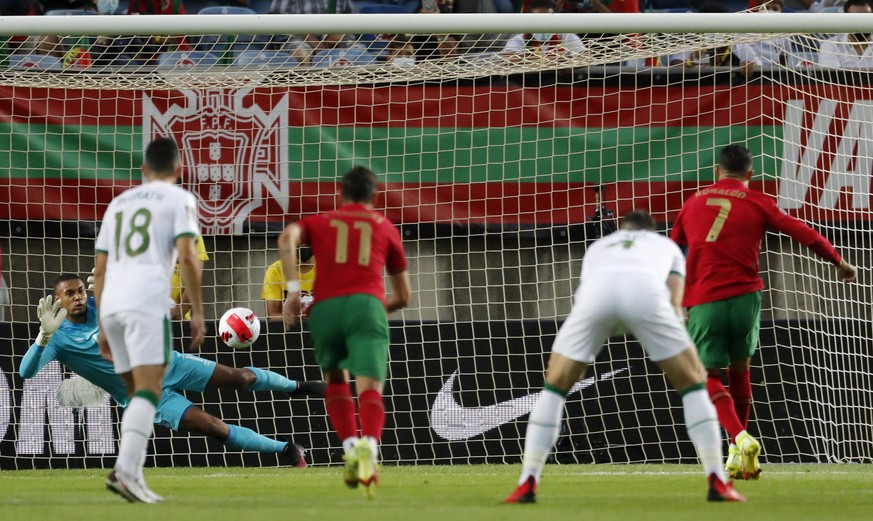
[218,307,261,349]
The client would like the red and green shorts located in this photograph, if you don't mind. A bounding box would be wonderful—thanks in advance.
[307,294,389,381]
[687,291,761,369]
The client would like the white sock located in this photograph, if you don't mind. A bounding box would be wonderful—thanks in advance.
[682,389,727,482]
[342,436,360,454]
[362,435,379,459]
[116,396,156,479]
[519,388,565,486]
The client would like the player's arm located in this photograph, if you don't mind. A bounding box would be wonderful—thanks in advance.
[92,252,113,361]
[177,234,205,350]
[669,207,688,247]
[278,223,304,326]
[21,295,68,377]
[386,270,412,313]
[666,273,686,322]
[767,202,857,282]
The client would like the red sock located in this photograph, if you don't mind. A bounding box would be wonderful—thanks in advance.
[728,369,752,430]
[326,382,358,442]
[706,375,745,443]
[358,389,385,441]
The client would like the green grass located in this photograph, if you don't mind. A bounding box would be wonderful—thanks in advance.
[2,464,872,521]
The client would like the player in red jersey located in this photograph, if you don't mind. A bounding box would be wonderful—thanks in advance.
[278,166,412,497]
[671,145,857,481]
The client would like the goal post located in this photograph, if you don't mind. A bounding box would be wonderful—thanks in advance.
[0,12,871,469]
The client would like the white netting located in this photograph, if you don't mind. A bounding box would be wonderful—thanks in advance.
[0,12,871,469]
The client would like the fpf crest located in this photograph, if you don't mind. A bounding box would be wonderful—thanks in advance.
[142,89,289,234]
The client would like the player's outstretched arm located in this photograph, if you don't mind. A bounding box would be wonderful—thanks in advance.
[21,295,67,378]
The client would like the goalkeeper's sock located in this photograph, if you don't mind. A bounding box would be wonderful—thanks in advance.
[224,424,287,453]
[518,384,565,486]
[245,366,298,393]
[681,384,728,482]
[326,382,358,442]
[116,392,157,478]
[728,369,752,430]
[358,389,385,441]
[706,375,744,443]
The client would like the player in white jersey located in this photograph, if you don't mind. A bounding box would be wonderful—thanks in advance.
[93,137,205,504]
[505,210,745,504]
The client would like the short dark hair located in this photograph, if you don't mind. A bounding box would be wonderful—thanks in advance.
[591,184,606,193]
[341,166,378,203]
[719,145,753,175]
[621,210,656,231]
[527,0,555,11]
[299,245,313,263]
[844,0,873,12]
[144,137,180,176]
[53,273,83,292]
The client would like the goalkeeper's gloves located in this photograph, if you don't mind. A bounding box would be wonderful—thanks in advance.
[36,295,67,347]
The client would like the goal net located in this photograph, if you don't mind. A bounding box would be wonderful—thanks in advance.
[0,11,871,469]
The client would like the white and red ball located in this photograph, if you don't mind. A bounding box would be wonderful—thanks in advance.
[218,307,261,349]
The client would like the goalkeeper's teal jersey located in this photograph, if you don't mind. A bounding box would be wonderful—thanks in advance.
[19,297,130,406]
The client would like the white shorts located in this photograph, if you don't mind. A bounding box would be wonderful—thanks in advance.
[552,274,692,364]
[101,310,172,374]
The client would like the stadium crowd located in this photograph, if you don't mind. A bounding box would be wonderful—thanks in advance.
[0,0,870,70]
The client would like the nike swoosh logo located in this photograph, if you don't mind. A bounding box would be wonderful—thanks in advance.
[429,367,629,441]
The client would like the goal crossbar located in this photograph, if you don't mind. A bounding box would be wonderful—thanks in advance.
[2,13,873,37]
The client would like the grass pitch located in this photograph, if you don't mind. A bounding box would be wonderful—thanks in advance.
[2,464,871,521]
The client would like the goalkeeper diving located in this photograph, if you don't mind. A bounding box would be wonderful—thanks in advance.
[19,273,326,465]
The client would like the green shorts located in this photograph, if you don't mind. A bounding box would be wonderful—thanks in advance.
[307,294,390,381]
[687,291,761,369]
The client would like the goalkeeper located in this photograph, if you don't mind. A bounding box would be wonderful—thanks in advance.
[19,273,326,466]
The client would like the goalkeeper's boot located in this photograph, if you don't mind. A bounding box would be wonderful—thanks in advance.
[293,381,328,398]
[736,431,762,480]
[504,476,537,504]
[354,437,379,498]
[283,442,308,468]
[342,445,360,489]
[707,474,746,503]
[106,470,159,504]
[725,443,744,480]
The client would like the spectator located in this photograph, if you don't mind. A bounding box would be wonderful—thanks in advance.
[268,0,357,52]
[386,36,417,66]
[732,0,793,73]
[817,0,873,68]
[502,0,586,56]
[170,235,210,320]
[310,33,378,67]
[668,2,738,67]
[262,246,316,320]
[587,184,617,240]
[128,0,189,63]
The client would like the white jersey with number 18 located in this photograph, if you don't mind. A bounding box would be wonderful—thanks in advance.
[95,180,200,318]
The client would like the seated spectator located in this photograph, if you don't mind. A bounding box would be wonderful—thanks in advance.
[502,0,586,56]
[269,0,357,54]
[817,0,873,68]
[386,36,417,66]
[310,33,378,66]
[128,0,189,63]
[732,0,793,73]
[170,235,210,320]
[262,246,316,320]
[668,2,738,67]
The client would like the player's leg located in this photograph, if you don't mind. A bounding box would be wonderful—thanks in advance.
[172,400,307,467]
[343,295,391,496]
[103,312,166,503]
[507,289,611,504]
[209,363,326,397]
[725,292,761,432]
[657,349,745,502]
[629,287,743,503]
[687,301,746,443]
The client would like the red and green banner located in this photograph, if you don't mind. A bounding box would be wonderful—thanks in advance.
[0,83,869,232]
